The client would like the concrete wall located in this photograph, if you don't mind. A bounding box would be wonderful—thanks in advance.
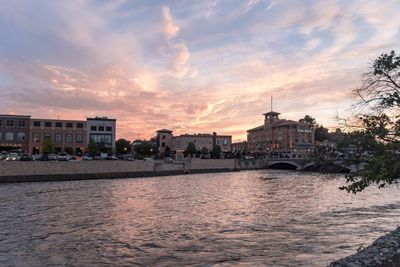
[0,160,157,176]
[0,159,245,183]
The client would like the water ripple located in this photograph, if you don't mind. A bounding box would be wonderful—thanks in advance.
[1,170,400,266]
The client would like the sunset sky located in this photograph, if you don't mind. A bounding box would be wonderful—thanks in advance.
[1,0,399,141]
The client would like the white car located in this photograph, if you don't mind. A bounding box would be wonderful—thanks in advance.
[6,153,19,161]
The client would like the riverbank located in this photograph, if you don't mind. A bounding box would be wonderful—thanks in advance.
[0,159,265,183]
[330,227,400,267]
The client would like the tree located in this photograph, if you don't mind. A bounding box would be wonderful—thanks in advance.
[164,146,171,157]
[299,115,317,128]
[42,137,54,154]
[211,145,222,159]
[201,146,209,157]
[115,139,131,155]
[341,51,400,193]
[315,125,329,142]
[87,139,99,156]
[185,142,197,157]
[133,140,158,157]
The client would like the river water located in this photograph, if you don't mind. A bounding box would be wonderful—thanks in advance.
[1,170,400,266]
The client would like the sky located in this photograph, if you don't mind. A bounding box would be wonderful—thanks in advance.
[0,0,399,142]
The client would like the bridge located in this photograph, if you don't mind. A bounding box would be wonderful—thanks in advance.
[266,158,315,170]
[265,158,365,172]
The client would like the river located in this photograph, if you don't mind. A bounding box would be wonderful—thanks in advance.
[1,170,400,266]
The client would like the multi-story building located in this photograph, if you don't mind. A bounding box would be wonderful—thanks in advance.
[247,111,315,158]
[29,118,87,155]
[156,129,232,154]
[87,117,116,153]
[0,114,31,152]
[231,141,248,154]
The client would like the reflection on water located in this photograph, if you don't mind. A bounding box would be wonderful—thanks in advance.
[1,170,400,266]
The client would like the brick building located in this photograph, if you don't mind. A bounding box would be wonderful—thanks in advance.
[247,111,315,158]
[29,118,87,155]
[0,114,31,152]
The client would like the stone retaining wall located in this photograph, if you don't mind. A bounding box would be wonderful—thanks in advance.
[329,227,400,267]
[0,159,246,183]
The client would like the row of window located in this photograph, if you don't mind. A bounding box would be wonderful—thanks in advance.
[0,132,26,142]
[33,133,83,144]
[33,121,84,128]
[90,134,112,144]
[0,120,26,128]
[90,126,112,132]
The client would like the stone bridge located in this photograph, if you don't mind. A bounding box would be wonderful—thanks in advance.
[265,158,365,172]
[266,158,315,170]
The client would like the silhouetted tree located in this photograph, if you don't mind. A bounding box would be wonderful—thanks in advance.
[341,51,400,193]
[211,145,222,159]
[116,139,131,155]
[185,142,197,157]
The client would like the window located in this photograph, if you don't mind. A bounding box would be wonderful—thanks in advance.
[90,134,112,144]
[0,132,2,140]
[5,132,13,141]
[66,122,73,128]
[66,134,73,143]
[224,139,228,145]
[0,120,2,127]
[55,134,62,143]
[55,122,62,128]
[90,126,97,131]
[98,126,105,131]
[76,134,83,143]
[17,133,25,141]
[76,123,84,128]
[44,121,52,127]
[44,133,51,140]
[162,142,165,147]
[33,133,40,142]
[6,120,14,127]
[18,120,25,127]
[33,121,41,127]
[106,126,112,132]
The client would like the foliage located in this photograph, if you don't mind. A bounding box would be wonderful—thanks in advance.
[133,140,158,156]
[87,139,99,155]
[341,51,400,193]
[315,125,329,142]
[185,142,197,157]
[211,145,222,158]
[299,115,317,127]
[164,146,171,157]
[42,137,54,154]
[116,139,131,155]
[201,146,209,155]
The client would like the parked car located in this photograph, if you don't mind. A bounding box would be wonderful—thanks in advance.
[35,154,50,161]
[123,155,134,161]
[48,154,57,161]
[6,153,19,161]
[106,155,118,160]
[57,153,69,161]
[82,155,93,161]
[19,153,32,161]
[0,153,7,160]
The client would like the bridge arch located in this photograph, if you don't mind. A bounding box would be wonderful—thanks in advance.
[268,161,300,170]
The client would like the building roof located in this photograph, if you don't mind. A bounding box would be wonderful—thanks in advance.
[247,125,264,132]
[156,129,173,133]
[0,114,31,118]
[87,117,116,122]
[263,111,281,116]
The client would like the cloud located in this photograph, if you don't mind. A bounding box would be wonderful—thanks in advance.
[1,0,400,142]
